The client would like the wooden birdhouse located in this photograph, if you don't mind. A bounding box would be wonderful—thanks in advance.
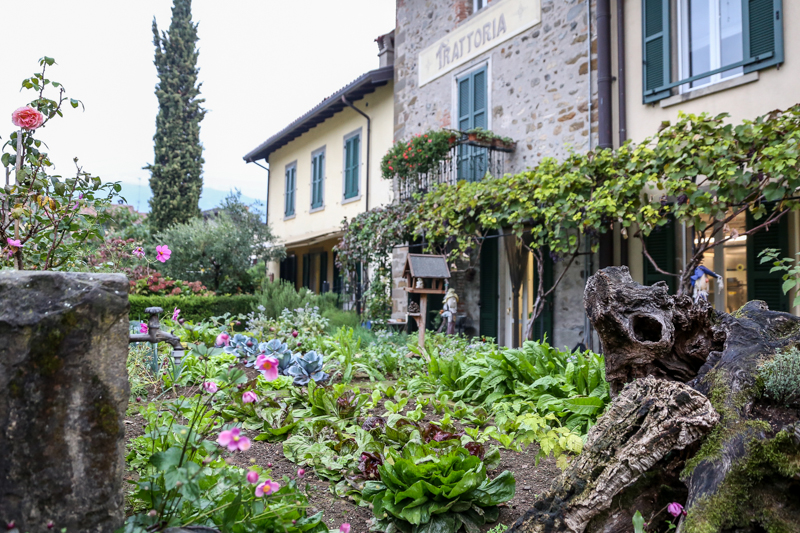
[403,254,450,294]
[403,254,450,351]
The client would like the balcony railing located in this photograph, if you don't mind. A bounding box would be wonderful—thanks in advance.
[395,140,514,202]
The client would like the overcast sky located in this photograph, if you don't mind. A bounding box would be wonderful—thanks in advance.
[2,0,395,206]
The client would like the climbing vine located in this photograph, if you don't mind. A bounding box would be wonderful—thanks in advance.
[380,130,456,181]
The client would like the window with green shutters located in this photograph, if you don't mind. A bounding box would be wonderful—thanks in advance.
[643,0,783,103]
[457,66,489,182]
[284,163,296,217]
[343,133,360,200]
[311,149,325,209]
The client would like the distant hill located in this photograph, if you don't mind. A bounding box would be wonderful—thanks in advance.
[115,182,262,214]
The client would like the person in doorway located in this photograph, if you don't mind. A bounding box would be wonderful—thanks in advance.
[691,265,723,304]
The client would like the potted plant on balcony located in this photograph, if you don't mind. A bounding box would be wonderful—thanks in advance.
[493,136,516,151]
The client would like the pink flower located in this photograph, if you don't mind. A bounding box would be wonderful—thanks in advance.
[139,322,148,334]
[340,523,351,533]
[667,502,686,517]
[156,244,171,263]
[246,470,259,484]
[215,333,230,347]
[217,427,251,452]
[7,238,21,248]
[203,381,218,393]
[297,468,305,478]
[242,391,259,403]
[132,246,145,259]
[255,354,279,381]
[255,478,280,497]
[12,106,45,130]
[172,307,180,321]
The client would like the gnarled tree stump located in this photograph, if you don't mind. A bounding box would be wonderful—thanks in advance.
[511,267,800,533]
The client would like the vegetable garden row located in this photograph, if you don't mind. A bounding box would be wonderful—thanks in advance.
[123,305,610,533]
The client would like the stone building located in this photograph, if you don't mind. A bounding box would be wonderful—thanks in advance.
[391,0,600,349]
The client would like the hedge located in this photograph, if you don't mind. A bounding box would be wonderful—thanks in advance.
[129,294,259,323]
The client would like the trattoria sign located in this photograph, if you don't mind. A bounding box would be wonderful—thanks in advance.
[418,0,541,86]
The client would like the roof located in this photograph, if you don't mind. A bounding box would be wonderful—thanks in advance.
[404,254,451,279]
[243,65,394,163]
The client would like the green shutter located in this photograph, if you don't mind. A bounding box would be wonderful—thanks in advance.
[747,211,789,312]
[302,254,311,289]
[457,66,489,182]
[744,0,784,73]
[311,152,324,209]
[344,136,360,199]
[642,0,671,103]
[643,218,676,293]
[479,234,499,340]
[320,251,328,291]
[285,166,295,216]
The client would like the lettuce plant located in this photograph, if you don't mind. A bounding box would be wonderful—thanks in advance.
[362,442,515,533]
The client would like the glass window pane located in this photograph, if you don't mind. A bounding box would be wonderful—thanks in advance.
[689,0,713,88]
[719,0,743,78]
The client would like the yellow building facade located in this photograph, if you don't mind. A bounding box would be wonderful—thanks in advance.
[244,35,395,299]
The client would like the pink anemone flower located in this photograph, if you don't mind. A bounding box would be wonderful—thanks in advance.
[217,427,251,452]
[172,307,180,321]
[255,478,280,497]
[156,244,171,263]
[255,354,279,381]
[340,523,351,533]
[132,247,145,259]
[7,238,22,248]
[215,332,230,347]
[202,381,218,394]
[242,391,259,403]
[667,502,686,517]
[246,470,259,484]
[139,322,148,334]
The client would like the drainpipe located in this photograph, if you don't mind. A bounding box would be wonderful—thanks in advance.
[597,0,613,149]
[616,0,628,146]
[253,160,270,225]
[341,95,371,212]
[586,0,592,150]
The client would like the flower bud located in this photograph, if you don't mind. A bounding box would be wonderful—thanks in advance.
[148,510,158,517]
[46,521,54,529]
[136,397,141,402]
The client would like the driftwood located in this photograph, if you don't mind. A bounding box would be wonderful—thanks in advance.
[511,267,800,533]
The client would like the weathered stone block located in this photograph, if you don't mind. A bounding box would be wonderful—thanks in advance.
[0,272,130,533]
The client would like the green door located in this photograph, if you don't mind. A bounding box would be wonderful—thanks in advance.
[480,236,499,340]
[747,211,790,312]
[643,217,676,293]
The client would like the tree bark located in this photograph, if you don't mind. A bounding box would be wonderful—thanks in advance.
[510,267,800,533]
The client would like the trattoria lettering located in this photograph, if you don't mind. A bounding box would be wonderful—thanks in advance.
[435,14,508,71]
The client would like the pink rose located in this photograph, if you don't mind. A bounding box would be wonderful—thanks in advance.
[12,106,45,130]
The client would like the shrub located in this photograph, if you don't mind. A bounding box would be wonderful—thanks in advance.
[322,308,360,330]
[758,346,800,406]
[129,270,213,296]
[129,294,258,323]
[256,279,340,319]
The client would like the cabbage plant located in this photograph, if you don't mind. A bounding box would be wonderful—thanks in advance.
[286,350,328,386]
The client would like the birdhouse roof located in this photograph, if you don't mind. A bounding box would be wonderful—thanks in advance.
[404,254,450,279]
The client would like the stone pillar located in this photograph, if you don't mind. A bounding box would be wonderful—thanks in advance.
[0,272,130,533]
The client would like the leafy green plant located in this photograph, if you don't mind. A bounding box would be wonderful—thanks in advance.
[633,511,645,533]
[380,129,455,181]
[362,441,515,533]
[758,346,800,406]
[759,248,800,308]
[383,396,409,414]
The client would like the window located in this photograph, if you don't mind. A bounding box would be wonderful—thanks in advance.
[642,0,783,103]
[311,148,325,209]
[457,65,488,182]
[284,163,296,217]
[344,133,360,200]
[473,0,486,12]
[679,0,743,90]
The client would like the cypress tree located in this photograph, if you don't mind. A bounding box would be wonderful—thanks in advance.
[147,0,205,231]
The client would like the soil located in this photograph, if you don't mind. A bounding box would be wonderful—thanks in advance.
[123,375,563,533]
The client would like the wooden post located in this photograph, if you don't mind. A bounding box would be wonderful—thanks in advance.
[418,293,428,350]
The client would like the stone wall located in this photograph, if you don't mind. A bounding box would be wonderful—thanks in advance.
[0,272,130,533]
[393,0,598,347]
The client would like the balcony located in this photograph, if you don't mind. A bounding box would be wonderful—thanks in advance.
[394,139,514,202]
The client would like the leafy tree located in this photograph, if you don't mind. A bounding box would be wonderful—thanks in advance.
[156,192,284,294]
[147,0,205,232]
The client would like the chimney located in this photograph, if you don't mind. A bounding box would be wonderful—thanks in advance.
[377,30,395,68]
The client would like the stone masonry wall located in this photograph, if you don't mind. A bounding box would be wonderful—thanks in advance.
[393,0,598,348]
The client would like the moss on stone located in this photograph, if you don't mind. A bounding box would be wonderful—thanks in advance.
[683,429,800,533]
